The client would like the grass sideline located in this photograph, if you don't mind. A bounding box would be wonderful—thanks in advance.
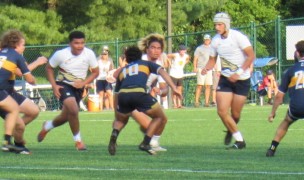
[1,105,304,179]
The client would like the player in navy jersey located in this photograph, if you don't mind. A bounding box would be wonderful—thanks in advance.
[108,46,181,155]
[266,40,304,157]
[0,29,36,153]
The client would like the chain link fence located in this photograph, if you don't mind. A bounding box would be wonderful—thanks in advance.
[21,16,304,110]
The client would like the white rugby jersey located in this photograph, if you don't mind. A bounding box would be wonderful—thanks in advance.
[210,29,252,80]
[49,47,98,82]
[142,54,166,87]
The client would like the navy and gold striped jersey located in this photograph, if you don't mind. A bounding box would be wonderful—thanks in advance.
[279,60,304,112]
[0,48,30,91]
[115,60,162,93]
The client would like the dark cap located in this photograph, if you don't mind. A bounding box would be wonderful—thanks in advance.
[266,69,273,75]
[179,44,187,50]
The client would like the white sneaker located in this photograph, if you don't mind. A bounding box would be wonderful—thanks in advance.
[151,145,167,152]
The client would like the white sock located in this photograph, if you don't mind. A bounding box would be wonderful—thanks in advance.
[44,121,54,131]
[79,100,87,111]
[150,135,161,146]
[232,131,244,142]
[73,132,81,142]
[162,98,168,109]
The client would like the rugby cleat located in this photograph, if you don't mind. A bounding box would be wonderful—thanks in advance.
[224,130,232,145]
[2,141,24,153]
[266,149,275,157]
[108,136,117,156]
[37,121,49,142]
[17,147,32,155]
[139,142,156,155]
[151,145,167,152]
[226,141,246,150]
[15,141,32,155]
[75,141,87,151]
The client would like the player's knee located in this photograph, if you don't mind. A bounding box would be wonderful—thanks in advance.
[161,116,168,125]
[15,119,25,132]
[29,105,40,118]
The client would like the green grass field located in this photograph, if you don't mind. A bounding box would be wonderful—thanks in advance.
[1,105,304,179]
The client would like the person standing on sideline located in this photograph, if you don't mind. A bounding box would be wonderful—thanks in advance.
[201,12,255,149]
[167,44,190,108]
[108,46,181,155]
[96,49,114,111]
[0,29,39,154]
[266,41,304,157]
[193,34,213,107]
[38,31,99,151]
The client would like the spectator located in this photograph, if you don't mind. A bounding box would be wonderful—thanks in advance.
[96,50,115,111]
[167,44,190,108]
[193,34,213,107]
[259,70,278,105]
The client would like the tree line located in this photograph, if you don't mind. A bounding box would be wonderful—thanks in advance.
[0,0,303,45]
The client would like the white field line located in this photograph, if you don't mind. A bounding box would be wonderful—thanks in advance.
[0,166,304,175]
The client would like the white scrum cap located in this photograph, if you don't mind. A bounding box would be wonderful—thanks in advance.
[213,12,231,30]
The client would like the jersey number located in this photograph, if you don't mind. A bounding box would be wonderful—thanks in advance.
[295,70,304,89]
[0,56,6,69]
[122,64,139,78]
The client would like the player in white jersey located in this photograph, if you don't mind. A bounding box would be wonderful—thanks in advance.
[201,12,255,149]
[37,31,99,151]
[167,44,190,108]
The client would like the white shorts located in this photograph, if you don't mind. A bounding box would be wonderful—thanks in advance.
[197,68,213,85]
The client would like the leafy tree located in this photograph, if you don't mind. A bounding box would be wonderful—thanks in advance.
[0,5,66,45]
[279,0,304,18]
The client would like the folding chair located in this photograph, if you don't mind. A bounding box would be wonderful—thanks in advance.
[250,70,265,106]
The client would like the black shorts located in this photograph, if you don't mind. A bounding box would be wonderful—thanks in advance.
[9,91,26,105]
[287,107,304,121]
[217,75,250,96]
[57,82,84,104]
[0,90,9,101]
[0,90,26,119]
[96,80,112,92]
[117,92,159,114]
[171,76,183,86]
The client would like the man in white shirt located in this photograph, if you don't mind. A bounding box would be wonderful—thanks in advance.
[37,31,99,151]
[202,12,255,149]
[193,34,213,107]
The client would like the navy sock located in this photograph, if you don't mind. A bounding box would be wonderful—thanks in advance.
[270,140,279,151]
[143,135,151,145]
[4,134,12,144]
[111,129,120,138]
